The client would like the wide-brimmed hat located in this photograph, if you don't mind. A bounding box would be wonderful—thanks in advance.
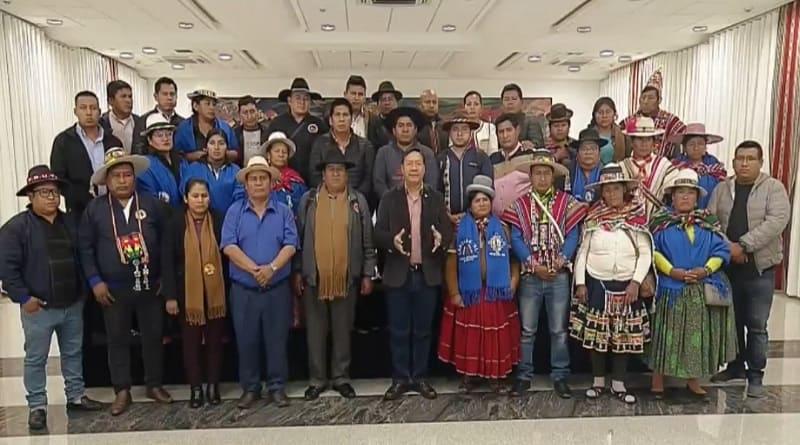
[545,103,574,123]
[90,147,150,186]
[383,106,427,131]
[315,148,356,172]
[187,89,218,101]
[570,128,609,150]
[371,80,403,102]
[514,149,569,177]
[442,110,480,132]
[261,131,297,158]
[663,168,707,198]
[16,165,68,197]
[668,122,724,145]
[585,163,638,190]
[623,116,665,137]
[278,77,322,102]
[140,113,175,137]
[235,155,281,184]
[465,175,495,199]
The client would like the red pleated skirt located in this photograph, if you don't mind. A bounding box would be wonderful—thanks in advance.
[437,289,521,379]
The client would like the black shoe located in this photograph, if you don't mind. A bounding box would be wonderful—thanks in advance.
[553,380,572,399]
[383,382,409,401]
[237,391,261,410]
[190,386,204,409]
[509,379,531,397]
[304,385,326,401]
[412,381,438,400]
[333,383,356,399]
[272,389,290,408]
[206,384,221,405]
[66,396,103,411]
[28,409,47,431]
[711,367,746,383]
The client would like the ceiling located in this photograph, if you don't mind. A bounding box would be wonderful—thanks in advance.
[0,0,791,80]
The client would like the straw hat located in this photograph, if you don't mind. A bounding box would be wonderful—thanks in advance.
[140,113,175,137]
[235,155,281,184]
[623,116,665,137]
[585,163,638,190]
[90,148,150,186]
[663,169,707,197]
[514,149,569,177]
[261,131,297,158]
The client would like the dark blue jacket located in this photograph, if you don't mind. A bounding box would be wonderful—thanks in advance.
[0,209,84,306]
[174,116,238,153]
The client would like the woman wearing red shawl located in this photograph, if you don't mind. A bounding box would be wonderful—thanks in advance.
[265,131,307,216]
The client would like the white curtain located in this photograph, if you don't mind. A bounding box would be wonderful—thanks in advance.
[0,11,149,224]
[600,10,780,169]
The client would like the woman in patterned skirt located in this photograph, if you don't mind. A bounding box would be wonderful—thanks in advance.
[438,175,520,393]
[647,169,737,399]
[570,163,652,404]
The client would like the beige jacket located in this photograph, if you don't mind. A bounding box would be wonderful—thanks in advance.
[707,172,790,274]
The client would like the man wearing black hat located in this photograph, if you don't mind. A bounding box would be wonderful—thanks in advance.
[0,166,103,430]
[500,83,546,149]
[373,106,439,199]
[294,149,377,401]
[545,103,578,192]
[267,77,328,184]
[50,90,123,216]
[570,128,608,203]
[367,80,402,151]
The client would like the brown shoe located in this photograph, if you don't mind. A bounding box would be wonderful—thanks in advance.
[146,386,173,404]
[110,390,132,416]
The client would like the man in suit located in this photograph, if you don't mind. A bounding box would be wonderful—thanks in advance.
[50,91,123,216]
[133,77,184,154]
[374,147,452,401]
[100,80,142,154]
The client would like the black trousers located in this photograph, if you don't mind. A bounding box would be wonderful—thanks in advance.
[102,288,164,392]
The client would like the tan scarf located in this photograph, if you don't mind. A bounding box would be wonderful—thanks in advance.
[184,212,226,325]
[313,188,349,300]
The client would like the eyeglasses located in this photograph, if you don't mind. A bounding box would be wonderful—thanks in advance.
[33,189,60,198]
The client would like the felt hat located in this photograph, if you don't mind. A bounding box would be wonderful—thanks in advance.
[278,78,322,102]
[371,80,403,102]
[261,131,297,158]
[16,165,68,197]
[585,163,638,190]
[668,122,723,145]
[315,148,356,172]
[465,174,495,199]
[442,109,480,132]
[514,149,569,177]
[569,128,609,150]
[663,168,707,198]
[622,116,665,137]
[545,103,574,123]
[140,113,175,137]
[383,106,426,131]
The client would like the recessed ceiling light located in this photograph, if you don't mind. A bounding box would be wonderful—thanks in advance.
[321,23,335,32]
[119,52,134,59]
[442,24,457,32]
[527,55,542,63]
[178,22,194,30]
[618,55,632,63]
[171,63,185,70]
[568,65,581,72]
[46,18,63,26]
[577,26,591,33]
[218,53,233,61]
[141,47,157,55]
[693,25,708,33]
[599,49,615,57]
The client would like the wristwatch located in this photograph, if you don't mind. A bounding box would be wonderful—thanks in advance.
[269,262,278,272]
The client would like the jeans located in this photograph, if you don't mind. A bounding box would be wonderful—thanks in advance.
[20,300,85,410]
[729,269,775,380]
[517,272,571,381]
[230,282,291,392]
[384,270,438,383]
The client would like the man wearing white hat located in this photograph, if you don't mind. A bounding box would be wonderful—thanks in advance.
[174,89,238,163]
[220,156,298,409]
[620,116,679,219]
[78,148,176,415]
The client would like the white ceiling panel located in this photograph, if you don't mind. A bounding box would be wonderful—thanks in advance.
[381,50,415,70]
[389,2,437,32]
[411,51,448,69]
[428,0,489,32]
[350,50,382,69]
[316,50,351,70]
[299,0,348,32]
[346,0,391,32]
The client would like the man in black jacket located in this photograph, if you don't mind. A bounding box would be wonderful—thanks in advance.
[78,148,176,416]
[234,95,271,166]
[50,90,123,216]
[268,78,328,183]
[367,81,402,150]
[133,77,184,154]
[374,147,452,401]
[100,80,143,154]
[0,165,102,430]
[416,89,449,155]
[308,98,375,200]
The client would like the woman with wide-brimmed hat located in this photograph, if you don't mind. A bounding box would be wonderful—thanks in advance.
[669,123,726,209]
[438,175,521,393]
[262,131,308,216]
[570,163,652,405]
[646,169,737,400]
[137,114,188,210]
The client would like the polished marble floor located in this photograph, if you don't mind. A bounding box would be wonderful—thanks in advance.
[1,294,799,443]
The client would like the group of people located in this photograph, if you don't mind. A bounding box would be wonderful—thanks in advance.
[0,71,790,432]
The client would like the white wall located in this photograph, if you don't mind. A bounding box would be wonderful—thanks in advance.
[163,77,601,138]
